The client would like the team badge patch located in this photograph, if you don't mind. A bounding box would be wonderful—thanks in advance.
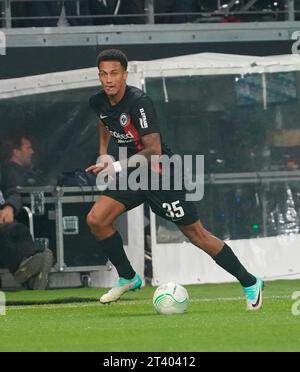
[120,113,128,127]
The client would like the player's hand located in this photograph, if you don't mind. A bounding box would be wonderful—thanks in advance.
[97,164,116,183]
[85,164,105,175]
[85,154,114,175]
[0,206,14,224]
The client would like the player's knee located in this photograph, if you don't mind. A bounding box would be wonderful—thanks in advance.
[86,212,104,231]
[87,212,111,238]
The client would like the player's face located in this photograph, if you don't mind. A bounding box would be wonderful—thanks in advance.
[98,61,128,99]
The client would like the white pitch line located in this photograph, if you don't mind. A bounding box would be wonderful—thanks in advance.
[5,303,96,311]
[5,295,291,311]
[190,295,291,302]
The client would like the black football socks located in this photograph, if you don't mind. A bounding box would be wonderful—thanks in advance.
[99,230,136,280]
[213,243,257,287]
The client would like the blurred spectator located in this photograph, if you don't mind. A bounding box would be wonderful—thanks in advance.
[0,132,43,187]
[154,0,192,23]
[0,165,53,290]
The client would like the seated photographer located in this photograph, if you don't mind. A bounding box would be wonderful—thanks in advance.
[0,134,52,290]
[1,132,44,187]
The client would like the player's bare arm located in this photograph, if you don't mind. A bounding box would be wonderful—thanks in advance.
[98,121,112,156]
[121,132,162,169]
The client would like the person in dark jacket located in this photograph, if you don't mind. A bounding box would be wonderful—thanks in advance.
[0,147,53,290]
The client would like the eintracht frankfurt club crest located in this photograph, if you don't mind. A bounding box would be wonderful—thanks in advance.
[120,113,128,127]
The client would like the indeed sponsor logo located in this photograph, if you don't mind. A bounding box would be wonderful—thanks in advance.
[106,126,134,141]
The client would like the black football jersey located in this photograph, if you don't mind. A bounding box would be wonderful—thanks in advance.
[89,85,172,157]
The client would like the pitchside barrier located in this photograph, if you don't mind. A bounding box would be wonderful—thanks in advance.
[19,186,144,288]
[0,186,144,289]
[1,53,300,287]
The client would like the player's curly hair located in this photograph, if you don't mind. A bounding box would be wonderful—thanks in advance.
[96,49,128,70]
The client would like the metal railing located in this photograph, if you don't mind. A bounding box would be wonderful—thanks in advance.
[0,0,299,28]
[1,0,150,27]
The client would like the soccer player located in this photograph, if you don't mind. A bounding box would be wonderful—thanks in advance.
[86,49,264,310]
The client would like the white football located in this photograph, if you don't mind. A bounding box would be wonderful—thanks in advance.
[153,282,189,315]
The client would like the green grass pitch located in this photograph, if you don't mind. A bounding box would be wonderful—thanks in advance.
[1,279,300,352]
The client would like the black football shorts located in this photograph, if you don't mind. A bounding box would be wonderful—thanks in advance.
[102,172,199,226]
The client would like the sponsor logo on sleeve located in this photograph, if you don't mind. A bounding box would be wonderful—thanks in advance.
[139,108,148,129]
